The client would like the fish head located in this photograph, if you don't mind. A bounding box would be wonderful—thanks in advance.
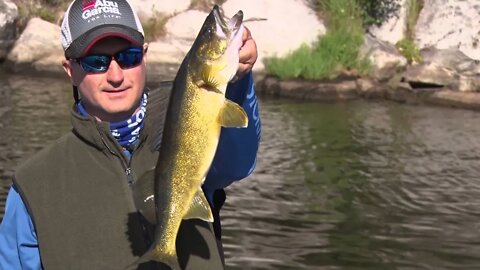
[189,5,244,93]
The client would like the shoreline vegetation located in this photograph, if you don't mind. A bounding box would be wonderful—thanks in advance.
[9,0,423,79]
[261,0,480,111]
[264,0,423,80]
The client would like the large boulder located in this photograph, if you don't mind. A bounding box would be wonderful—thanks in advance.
[149,0,326,73]
[360,34,407,81]
[415,0,480,60]
[145,10,208,80]
[420,47,480,75]
[222,0,326,71]
[404,62,456,88]
[164,9,208,42]
[0,0,18,61]
[403,47,480,92]
[5,18,64,74]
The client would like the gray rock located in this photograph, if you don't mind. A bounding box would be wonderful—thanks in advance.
[360,34,407,82]
[404,62,456,88]
[420,47,480,74]
[413,47,480,92]
[5,18,63,74]
[457,75,480,92]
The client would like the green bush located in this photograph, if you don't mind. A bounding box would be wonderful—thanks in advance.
[265,30,370,80]
[264,44,312,79]
[309,0,401,28]
[357,0,401,27]
[265,0,371,80]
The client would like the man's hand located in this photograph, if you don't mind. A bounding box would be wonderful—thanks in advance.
[235,26,257,81]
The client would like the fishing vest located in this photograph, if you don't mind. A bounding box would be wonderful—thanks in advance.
[13,85,224,270]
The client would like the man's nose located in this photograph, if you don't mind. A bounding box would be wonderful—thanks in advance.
[106,58,124,85]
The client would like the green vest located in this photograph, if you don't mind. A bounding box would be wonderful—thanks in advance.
[13,86,224,270]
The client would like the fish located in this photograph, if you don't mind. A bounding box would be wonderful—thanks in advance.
[130,5,248,270]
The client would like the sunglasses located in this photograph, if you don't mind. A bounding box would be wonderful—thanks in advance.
[72,47,144,74]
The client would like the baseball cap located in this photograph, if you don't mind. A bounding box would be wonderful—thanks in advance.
[61,0,145,59]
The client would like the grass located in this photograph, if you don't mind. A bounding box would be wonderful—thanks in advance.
[264,0,371,80]
[396,38,422,64]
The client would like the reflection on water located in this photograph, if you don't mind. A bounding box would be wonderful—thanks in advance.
[222,98,480,270]
[2,74,480,269]
[0,74,72,215]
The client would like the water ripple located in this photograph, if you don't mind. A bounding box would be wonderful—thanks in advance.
[4,76,480,269]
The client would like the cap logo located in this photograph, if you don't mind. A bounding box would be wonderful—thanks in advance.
[82,0,96,11]
[82,0,122,21]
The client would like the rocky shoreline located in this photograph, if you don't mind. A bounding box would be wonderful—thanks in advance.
[2,0,480,111]
[254,73,480,111]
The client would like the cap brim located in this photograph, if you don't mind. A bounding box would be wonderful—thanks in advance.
[65,25,144,58]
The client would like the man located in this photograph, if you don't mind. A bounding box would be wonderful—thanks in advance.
[0,0,261,269]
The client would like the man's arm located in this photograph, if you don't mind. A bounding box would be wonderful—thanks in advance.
[203,71,261,193]
[0,186,42,269]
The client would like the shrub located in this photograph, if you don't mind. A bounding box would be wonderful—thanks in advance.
[264,0,371,80]
[309,0,402,28]
[357,0,401,28]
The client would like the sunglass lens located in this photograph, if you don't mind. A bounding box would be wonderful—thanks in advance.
[78,48,143,73]
[116,48,143,68]
[81,55,110,73]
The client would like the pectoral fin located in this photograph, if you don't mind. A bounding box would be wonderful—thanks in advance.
[218,99,248,128]
[183,188,214,222]
[133,168,156,224]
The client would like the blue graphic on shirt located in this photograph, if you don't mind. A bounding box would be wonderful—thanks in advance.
[77,93,148,148]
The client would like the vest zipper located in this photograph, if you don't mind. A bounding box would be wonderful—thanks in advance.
[125,167,134,186]
[95,123,136,186]
[94,123,154,246]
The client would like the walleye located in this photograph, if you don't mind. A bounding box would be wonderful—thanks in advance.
[131,5,247,269]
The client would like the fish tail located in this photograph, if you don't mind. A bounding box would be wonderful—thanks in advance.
[126,245,181,270]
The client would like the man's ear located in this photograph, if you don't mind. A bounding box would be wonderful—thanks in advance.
[143,43,149,64]
[62,59,73,80]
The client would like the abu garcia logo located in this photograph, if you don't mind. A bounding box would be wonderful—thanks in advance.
[82,0,122,20]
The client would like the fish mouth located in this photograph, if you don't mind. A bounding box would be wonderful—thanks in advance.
[213,5,243,41]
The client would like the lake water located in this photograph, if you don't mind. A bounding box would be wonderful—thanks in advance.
[2,74,480,269]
